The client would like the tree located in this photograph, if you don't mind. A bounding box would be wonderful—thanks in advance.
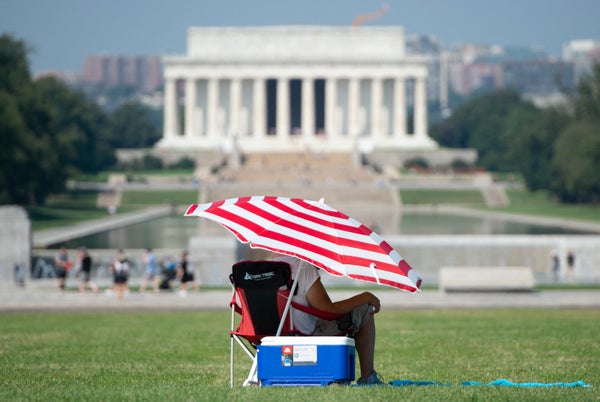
[509,107,569,192]
[0,34,31,96]
[552,121,600,203]
[0,34,115,205]
[550,64,600,203]
[108,101,161,148]
[429,89,543,172]
[0,34,38,204]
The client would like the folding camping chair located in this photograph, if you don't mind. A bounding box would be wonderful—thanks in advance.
[228,260,347,387]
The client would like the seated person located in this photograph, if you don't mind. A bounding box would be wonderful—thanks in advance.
[272,254,384,385]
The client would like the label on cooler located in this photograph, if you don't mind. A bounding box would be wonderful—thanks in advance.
[281,344,317,366]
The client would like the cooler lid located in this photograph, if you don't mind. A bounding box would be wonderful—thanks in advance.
[260,336,355,347]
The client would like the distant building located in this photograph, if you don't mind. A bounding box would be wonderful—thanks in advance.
[445,43,575,102]
[563,39,600,82]
[406,35,444,107]
[501,60,574,96]
[157,26,438,154]
[82,55,163,92]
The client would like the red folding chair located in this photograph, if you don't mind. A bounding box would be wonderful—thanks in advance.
[228,260,347,387]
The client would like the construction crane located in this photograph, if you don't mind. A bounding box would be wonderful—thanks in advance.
[352,3,390,27]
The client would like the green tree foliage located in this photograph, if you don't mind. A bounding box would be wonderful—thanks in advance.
[430,89,541,171]
[551,65,600,203]
[430,65,600,204]
[108,101,161,148]
[553,121,600,203]
[0,34,115,205]
[508,107,569,192]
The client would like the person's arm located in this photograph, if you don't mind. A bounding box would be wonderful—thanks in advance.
[305,278,381,315]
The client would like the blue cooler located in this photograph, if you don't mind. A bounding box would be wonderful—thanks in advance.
[257,336,355,386]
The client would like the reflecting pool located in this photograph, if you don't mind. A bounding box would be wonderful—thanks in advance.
[52,213,589,249]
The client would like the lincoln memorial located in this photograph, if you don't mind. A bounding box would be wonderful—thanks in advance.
[157,26,438,155]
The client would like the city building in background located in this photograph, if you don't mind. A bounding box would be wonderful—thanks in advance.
[562,39,600,82]
[81,55,163,92]
[36,30,599,119]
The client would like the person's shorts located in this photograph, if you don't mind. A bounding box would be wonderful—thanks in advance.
[57,268,67,279]
[114,273,128,284]
[181,273,194,283]
[80,271,91,282]
[311,303,372,337]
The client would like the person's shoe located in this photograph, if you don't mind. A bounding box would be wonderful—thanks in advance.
[356,371,386,386]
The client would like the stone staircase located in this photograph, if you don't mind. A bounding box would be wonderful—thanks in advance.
[480,185,510,207]
[202,152,400,234]
[220,152,373,186]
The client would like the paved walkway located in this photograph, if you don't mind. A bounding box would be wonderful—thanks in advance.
[33,206,173,248]
[1,286,598,312]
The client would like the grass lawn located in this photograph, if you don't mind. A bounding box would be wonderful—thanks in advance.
[400,188,600,223]
[1,309,597,401]
[400,189,485,206]
[495,189,600,222]
[120,190,199,206]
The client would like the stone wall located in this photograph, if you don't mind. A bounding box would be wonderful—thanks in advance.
[28,233,600,290]
[0,206,31,285]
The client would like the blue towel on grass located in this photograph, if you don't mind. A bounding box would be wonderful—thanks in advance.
[388,379,591,388]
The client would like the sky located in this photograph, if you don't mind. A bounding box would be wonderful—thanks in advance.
[2,0,600,74]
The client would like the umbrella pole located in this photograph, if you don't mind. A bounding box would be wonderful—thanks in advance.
[276,265,303,336]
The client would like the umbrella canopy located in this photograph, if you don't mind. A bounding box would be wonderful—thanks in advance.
[185,195,421,292]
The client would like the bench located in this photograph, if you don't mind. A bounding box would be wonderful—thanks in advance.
[439,266,535,293]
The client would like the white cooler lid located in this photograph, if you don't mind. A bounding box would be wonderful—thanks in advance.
[260,336,355,346]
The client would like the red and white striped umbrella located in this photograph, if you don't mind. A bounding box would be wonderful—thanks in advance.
[184,195,421,292]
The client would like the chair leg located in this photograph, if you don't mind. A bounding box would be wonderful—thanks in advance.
[230,335,234,388]
[243,357,259,387]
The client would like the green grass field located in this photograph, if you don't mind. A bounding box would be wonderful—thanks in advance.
[27,181,600,230]
[1,309,597,401]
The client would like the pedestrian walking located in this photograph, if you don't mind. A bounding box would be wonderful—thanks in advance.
[77,247,98,293]
[55,246,71,290]
[566,251,576,283]
[177,251,199,296]
[111,249,130,300]
[140,248,159,293]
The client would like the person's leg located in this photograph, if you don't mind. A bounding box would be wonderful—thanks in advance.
[354,314,376,380]
[87,279,99,293]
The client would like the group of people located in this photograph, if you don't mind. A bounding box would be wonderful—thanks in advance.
[550,250,577,283]
[139,248,199,296]
[55,246,98,293]
[54,247,199,299]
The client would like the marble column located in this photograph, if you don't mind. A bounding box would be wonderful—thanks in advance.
[393,77,407,138]
[301,77,314,137]
[253,78,266,139]
[348,77,360,138]
[414,76,427,139]
[184,78,196,139]
[276,77,289,140]
[163,77,179,139]
[325,77,337,138]
[229,78,241,136]
[207,78,219,139]
[370,77,383,139]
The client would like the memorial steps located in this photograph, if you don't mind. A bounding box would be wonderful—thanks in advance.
[202,152,400,234]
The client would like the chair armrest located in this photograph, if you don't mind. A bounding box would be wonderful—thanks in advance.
[291,301,344,321]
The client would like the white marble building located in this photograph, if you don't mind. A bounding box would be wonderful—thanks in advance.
[157,26,437,154]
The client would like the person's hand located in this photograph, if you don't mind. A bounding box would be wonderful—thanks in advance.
[366,292,381,314]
